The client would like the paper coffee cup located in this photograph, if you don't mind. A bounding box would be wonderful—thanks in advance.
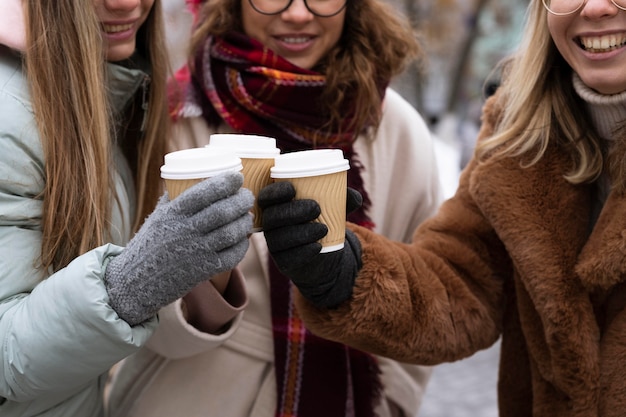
[160,147,243,200]
[270,149,350,252]
[207,134,281,231]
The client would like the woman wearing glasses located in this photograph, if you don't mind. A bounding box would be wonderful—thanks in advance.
[106,0,444,416]
[255,0,626,416]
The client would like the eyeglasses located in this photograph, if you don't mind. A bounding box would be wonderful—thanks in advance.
[248,0,347,17]
[542,0,626,15]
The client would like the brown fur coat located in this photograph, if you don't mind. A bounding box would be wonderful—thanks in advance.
[294,94,626,417]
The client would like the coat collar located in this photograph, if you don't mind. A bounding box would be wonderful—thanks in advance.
[469,95,602,407]
[0,0,149,113]
[472,96,626,292]
[0,0,148,132]
[0,0,25,51]
[106,61,150,118]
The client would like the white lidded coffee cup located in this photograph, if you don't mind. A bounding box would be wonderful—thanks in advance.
[270,149,350,253]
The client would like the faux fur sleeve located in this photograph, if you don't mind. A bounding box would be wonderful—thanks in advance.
[292,95,510,365]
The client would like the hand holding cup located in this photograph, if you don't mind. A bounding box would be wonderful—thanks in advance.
[207,134,280,232]
[102,147,253,325]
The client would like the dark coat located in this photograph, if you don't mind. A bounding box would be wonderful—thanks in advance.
[295,93,626,417]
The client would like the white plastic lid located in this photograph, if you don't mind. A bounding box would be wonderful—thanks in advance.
[160,147,243,179]
[270,149,349,178]
[208,134,281,158]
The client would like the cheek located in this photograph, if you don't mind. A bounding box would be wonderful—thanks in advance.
[241,11,260,40]
[243,17,274,47]
[324,16,344,49]
[241,1,264,40]
[134,0,154,28]
[241,14,253,38]
[547,16,570,56]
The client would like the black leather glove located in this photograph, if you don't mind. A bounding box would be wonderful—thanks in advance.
[258,181,363,308]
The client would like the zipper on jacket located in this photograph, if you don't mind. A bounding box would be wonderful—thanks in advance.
[140,74,150,132]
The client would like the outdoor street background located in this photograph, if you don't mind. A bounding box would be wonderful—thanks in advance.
[418,341,500,416]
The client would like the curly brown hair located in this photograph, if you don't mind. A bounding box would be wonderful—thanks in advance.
[188,0,423,136]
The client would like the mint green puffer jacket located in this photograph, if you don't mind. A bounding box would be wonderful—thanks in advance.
[0,48,157,416]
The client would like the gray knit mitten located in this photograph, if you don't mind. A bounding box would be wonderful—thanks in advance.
[104,171,254,325]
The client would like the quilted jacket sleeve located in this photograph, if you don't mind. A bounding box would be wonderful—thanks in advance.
[0,245,157,403]
[0,50,156,414]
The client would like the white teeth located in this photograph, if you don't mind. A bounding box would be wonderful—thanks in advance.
[102,23,133,34]
[580,34,626,52]
[281,37,310,44]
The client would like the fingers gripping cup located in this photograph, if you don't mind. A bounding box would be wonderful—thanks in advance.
[270,149,350,253]
[160,147,243,200]
[207,134,281,232]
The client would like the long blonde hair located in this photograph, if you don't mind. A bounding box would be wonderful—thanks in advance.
[25,0,170,272]
[476,0,603,184]
[187,0,423,136]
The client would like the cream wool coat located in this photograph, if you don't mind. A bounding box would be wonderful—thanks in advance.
[106,88,443,417]
[294,92,626,417]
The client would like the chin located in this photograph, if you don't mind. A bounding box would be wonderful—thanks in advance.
[106,46,136,63]
[285,57,315,70]
[588,82,626,95]
[579,73,626,95]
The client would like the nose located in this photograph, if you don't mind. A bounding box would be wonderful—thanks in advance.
[281,0,315,22]
[580,0,620,18]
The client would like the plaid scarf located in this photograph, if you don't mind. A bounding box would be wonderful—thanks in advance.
[170,32,383,417]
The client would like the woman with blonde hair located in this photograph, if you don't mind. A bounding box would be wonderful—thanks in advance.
[0,0,253,415]
[106,0,444,416]
[258,0,626,415]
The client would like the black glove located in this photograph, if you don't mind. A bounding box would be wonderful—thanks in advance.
[258,181,363,308]
[105,171,254,325]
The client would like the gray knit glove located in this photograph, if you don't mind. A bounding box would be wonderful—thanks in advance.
[104,171,254,325]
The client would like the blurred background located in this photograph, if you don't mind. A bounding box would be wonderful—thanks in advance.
[388,0,528,177]
[161,0,530,415]
[383,1,527,416]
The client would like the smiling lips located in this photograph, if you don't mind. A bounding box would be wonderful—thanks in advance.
[579,33,626,52]
[102,23,134,34]
[279,36,313,44]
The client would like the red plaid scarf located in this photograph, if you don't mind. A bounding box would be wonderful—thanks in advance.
[170,32,383,417]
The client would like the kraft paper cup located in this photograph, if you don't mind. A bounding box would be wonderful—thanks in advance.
[160,147,243,200]
[270,149,350,253]
[207,134,281,231]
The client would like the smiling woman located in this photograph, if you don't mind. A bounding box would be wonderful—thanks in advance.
[240,0,345,69]
[244,0,626,416]
[95,0,155,61]
[104,0,446,416]
[0,0,167,416]
[0,0,254,416]
[546,0,626,94]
